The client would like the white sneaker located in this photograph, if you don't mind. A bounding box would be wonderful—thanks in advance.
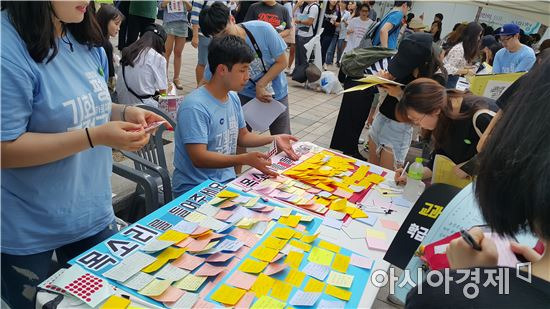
[322,64,328,71]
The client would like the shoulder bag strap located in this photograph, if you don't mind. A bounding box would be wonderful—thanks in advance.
[472,108,497,138]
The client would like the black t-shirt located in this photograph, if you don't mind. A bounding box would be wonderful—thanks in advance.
[378,74,415,121]
[321,6,341,37]
[102,39,115,78]
[428,96,497,169]
[406,267,550,308]
[244,2,291,31]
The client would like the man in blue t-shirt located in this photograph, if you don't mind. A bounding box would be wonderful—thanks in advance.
[493,24,536,74]
[372,0,410,49]
[172,35,300,196]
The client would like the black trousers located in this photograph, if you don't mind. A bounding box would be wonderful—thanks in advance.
[116,0,130,50]
[126,14,156,47]
[320,33,334,65]
[330,78,376,156]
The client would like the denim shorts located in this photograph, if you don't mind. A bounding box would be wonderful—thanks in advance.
[164,20,189,37]
[369,113,413,168]
[198,35,211,65]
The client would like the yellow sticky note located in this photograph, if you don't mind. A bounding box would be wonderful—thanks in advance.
[300,233,319,244]
[211,284,246,306]
[271,227,295,239]
[264,236,288,250]
[100,295,130,309]
[141,258,168,273]
[330,199,347,211]
[138,279,171,296]
[285,250,304,268]
[236,217,259,229]
[158,247,185,260]
[365,173,385,184]
[351,208,368,219]
[278,215,301,228]
[251,295,285,309]
[345,206,357,215]
[289,239,312,252]
[217,190,239,198]
[292,231,304,239]
[239,259,268,273]
[173,274,207,291]
[308,246,335,266]
[332,254,351,273]
[251,273,275,297]
[157,230,188,243]
[351,165,369,181]
[299,215,314,222]
[325,284,352,301]
[318,240,341,253]
[285,268,306,287]
[366,228,387,240]
[251,246,280,262]
[185,211,207,223]
[270,279,293,301]
[304,277,325,292]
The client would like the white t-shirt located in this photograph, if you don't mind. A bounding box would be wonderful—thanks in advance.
[344,17,373,53]
[296,3,319,38]
[338,10,351,39]
[116,48,167,107]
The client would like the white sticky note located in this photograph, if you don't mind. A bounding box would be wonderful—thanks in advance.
[140,239,174,253]
[326,271,354,288]
[121,272,155,290]
[318,299,346,308]
[322,217,343,230]
[154,263,190,282]
[341,220,368,239]
[289,290,321,306]
[349,254,374,269]
[172,220,199,234]
[302,262,330,281]
[216,239,245,252]
[103,252,156,282]
[196,203,220,217]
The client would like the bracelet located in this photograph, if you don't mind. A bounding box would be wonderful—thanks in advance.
[122,105,130,122]
[85,128,94,148]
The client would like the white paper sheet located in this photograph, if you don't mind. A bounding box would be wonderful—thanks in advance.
[242,98,287,132]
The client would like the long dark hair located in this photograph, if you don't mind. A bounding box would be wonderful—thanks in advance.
[442,23,467,53]
[2,1,103,63]
[397,78,488,148]
[462,22,483,63]
[476,56,550,238]
[121,29,166,67]
[96,3,124,38]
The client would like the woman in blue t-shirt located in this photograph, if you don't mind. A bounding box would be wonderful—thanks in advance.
[0,2,170,307]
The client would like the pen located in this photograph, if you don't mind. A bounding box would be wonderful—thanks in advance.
[460,229,482,251]
[401,162,410,178]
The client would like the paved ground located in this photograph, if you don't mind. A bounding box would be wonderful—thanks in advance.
[111,41,402,308]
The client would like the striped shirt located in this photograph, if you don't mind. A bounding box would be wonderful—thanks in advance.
[364,56,392,75]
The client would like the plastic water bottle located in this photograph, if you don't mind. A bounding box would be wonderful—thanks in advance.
[402,157,425,202]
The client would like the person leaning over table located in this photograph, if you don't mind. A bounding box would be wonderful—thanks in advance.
[0,2,171,308]
[405,54,550,308]
[442,22,483,88]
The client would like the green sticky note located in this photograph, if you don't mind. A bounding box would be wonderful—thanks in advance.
[464,139,471,145]
[98,67,104,77]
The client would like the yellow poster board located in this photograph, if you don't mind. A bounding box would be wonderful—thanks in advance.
[431,155,472,189]
[467,72,525,99]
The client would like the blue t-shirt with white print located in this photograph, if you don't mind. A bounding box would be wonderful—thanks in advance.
[492,44,536,74]
[1,11,114,255]
[172,87,246,196]
[204,20,288,101]
[372,10,404,49]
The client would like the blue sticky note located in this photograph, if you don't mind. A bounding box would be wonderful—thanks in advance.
[322,217,343,229]
[318,299,346,308]
[392,197,413,208]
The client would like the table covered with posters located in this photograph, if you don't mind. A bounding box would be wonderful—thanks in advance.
[36,142,417,308]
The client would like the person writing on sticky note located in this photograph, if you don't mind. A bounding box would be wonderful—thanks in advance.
[0,2,171,308]
[393,78,498,185]
[172,35,299,197]
[406,56,550,307]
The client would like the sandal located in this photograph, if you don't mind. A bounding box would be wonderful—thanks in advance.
[173,78,183,90]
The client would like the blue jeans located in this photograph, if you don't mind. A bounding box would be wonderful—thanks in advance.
[1,221,118,308]
[336,38,346,64]
[325,34,339,64]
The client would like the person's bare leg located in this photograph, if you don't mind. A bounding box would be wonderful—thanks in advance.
[379,147,397,170]
[165,34,175,76]
[368,138,380,166]
[366,106,377,128]
[196,64,205,86]
[173,37,186,89]
[288,44,295,70]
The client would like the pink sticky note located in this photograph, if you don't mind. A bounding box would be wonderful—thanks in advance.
[206,252,234,263]
[234,247,248,259]
[175,237,193,248]
[269,190,282,198]
[256,205,275,213]
[333,188,353,199]
[366,237,389,251]
[215,209,234,221]
[380,219,401,231]
[185,238,211,252]
[230,228,259,248]
[307,188,322,194]
[350,254,374,269]
[271,253,285,263]
[264,262,288,276]
[219,200,237,209]
[296,224,306,231]
[199,281,216,298]
[252,213,271,222]
[151,286,184,302]
[225,270,257,290]
[235,292,255,309]
[193,299,215,309]
[190,226,210,236]
[197,232,225,242]
[172,253,205,271]
[194,263,226,277]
